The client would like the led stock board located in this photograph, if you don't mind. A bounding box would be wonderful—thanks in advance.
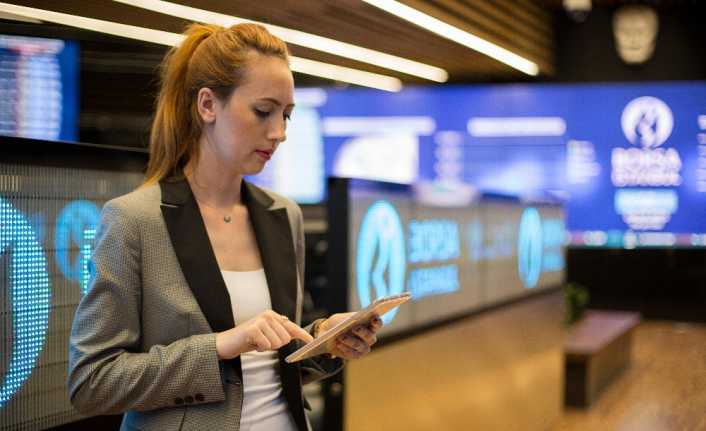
[0,34,79,142]
[257,83,706,247]
[328,179,565,337]
[0,138,145,429]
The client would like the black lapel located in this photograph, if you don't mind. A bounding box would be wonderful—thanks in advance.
[243,181,307,431]
[242,181,297,321]
[159,178,235,333]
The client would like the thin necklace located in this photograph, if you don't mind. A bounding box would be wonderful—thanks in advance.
[194,197,236,223]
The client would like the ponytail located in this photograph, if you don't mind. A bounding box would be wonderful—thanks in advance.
[144,23,289,185]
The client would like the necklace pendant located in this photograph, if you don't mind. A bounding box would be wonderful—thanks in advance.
[223,215,232,223]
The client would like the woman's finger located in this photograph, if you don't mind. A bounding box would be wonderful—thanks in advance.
[352,326,377,346]
[250,329,271,352]
[271,320,293,346]
[282,320,314,343]
[259,321,284,349]
[337,334,370,355]
[369,315,383,331]
[333,341,363,359]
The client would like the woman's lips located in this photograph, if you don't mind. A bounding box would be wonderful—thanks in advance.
[255,150,272,160]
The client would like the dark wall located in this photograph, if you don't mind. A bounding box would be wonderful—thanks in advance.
[568,248,706,322]
[78,38,164,148]
[554,3,706,82]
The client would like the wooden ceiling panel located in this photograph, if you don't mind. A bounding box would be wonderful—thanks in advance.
[425,0,553,71]
[7,0,556,83]
[11,0,188,33]
[470,0,553,49]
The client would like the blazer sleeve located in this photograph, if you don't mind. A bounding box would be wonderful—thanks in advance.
[67,199,226,415]
[289,203,344,384]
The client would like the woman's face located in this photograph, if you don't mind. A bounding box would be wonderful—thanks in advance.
[201,52,295,176]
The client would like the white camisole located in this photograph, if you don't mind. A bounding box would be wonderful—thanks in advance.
[221,269,297,431]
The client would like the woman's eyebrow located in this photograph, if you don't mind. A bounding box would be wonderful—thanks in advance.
[258,97,295,108]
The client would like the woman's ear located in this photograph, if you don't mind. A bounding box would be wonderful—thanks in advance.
[196,87,218,124]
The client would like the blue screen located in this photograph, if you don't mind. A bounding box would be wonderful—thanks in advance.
[0,34,79,142]
[255,83,706,247]
[561,83,706,247]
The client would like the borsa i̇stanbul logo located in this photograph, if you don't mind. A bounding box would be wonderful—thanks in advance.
[612,96,682,187]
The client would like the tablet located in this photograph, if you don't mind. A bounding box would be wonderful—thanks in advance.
[285,292,412,363]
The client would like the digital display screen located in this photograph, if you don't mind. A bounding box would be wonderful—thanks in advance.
[0,34,79,142]
[260,83,705,247]
[0,140,144,428]
[563,83,706,247]
[329,179,565,337]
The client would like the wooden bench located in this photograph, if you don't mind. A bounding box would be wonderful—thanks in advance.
[564,310,641,407]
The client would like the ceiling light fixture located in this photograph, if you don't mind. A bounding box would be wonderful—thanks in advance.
[362,0,540,76]
[0,2,403,91]
[112,0,448,83]
[290,57,402,92]
[0,2,182,45]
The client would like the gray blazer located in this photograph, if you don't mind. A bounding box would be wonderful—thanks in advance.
[68,178,342,431]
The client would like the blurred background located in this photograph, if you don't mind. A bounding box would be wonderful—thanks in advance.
[1,0,705,430]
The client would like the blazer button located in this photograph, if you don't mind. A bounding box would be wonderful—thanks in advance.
[195,393,205,402]
[184,395,194,404]
[174,397,184,405]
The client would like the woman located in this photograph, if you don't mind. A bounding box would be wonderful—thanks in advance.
[68,23,381,431]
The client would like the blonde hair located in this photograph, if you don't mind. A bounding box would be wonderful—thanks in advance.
[144,23,289,185]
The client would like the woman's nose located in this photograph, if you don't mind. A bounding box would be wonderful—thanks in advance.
[268,120,287,143]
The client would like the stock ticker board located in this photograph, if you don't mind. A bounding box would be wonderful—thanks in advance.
[0,157,143,429]
[256,82,706,248]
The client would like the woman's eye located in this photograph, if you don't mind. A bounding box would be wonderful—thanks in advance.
[254,108,271,118]
[284,112,292,121]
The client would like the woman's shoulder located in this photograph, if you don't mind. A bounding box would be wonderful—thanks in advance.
[101,183,162,220]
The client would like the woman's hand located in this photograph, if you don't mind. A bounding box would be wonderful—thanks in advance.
[318,313,383,360]
[215,310,313,360]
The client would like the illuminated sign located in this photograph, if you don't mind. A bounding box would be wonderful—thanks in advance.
[611,96,683,233]
[408,219,460,263]
[54,200,100,294]
[613,96,682,187]
[407,218,461,300]
[614,188,678,230]
[541,218,566,272]
[0,197,51,407]
[355,199,566,327]
[343,179,565,339]
[81,228,97,296]
[621,96,673,150]
[517,207,543,289]
[406,264,459,300]
[0,144,145,429]
[356,201,467,324]
[0,197,101,407]
[356,201,407,324]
